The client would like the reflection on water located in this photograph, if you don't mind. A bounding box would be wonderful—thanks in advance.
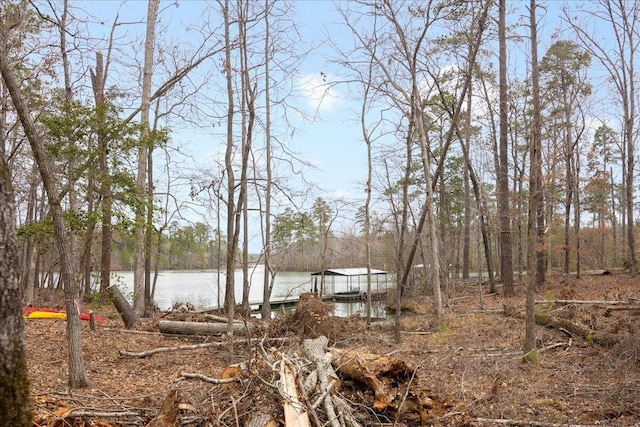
[330,300,388,319]
[112,267,389,319]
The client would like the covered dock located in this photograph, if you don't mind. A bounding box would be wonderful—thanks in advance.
[311,268,388,301]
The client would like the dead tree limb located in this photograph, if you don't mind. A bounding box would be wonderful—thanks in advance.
[66,410,140,417]
[535,299,638,306]
[119,342,223,358]
[279,358,311,427]
[475,417,599,427]
[303,337,342,427]
[178,372,239,384]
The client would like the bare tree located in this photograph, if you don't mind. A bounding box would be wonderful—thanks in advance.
[133,0,160,317]
[339,0,491,341]
[525,0,544,354]
[260,0,274,322]
[221,0,239,335]
[564,1,640,275]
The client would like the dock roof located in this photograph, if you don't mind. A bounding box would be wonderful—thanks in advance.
[311,268,387,276]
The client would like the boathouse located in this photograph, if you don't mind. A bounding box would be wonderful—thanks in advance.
[310,268,388,300]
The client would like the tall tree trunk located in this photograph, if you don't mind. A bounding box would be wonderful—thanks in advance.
[0,116,31,426]
[525,0,544,353]
[574,150,581,277]
[91,50,137,328]
[462,83,472,280]
[498,0,514,296]
[455,127,496,293]
[239,0,250,315]
[261,0,274,322]
[133,0,159,317]
[0,43,88,388]
[20,166,38,305]
[361,50,375,326]
[610,168,618,266]
[145,124,154,313]
[81,173,96,295]
[415,108,442,317]
[223,0,237,335]
[91,52,114,299]
[562,76,573,283]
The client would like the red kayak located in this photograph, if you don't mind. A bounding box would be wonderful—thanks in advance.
[24,307,108,322]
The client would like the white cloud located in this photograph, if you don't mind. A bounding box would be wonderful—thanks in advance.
[298,72,342,114]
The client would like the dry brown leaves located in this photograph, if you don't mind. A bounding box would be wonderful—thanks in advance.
[25,272,640,426]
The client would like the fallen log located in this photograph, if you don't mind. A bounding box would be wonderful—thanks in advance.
[107,284,137,329]
[503,306,619,348]
[158,320,244,335]
[533,313,618,347]
[330,348,414,412]
[328,345,434,423]
[535,299,638,306]
[203,313,243,323]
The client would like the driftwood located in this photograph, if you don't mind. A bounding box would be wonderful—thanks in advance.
[158,320,244,335]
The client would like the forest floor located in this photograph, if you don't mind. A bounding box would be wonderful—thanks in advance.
[25,270,640,427]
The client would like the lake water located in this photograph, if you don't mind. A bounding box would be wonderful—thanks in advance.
[112,266,389,318]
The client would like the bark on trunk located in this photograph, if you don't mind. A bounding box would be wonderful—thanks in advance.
[158,320,245,335]
[0,38,88,388]
[107,284,137,329]
[0,132,31,425]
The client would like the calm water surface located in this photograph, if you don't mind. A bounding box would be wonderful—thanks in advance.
[113,266,388,318]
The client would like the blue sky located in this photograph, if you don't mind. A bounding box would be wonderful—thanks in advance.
[72,0,582,245]
[76,0,368,216]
